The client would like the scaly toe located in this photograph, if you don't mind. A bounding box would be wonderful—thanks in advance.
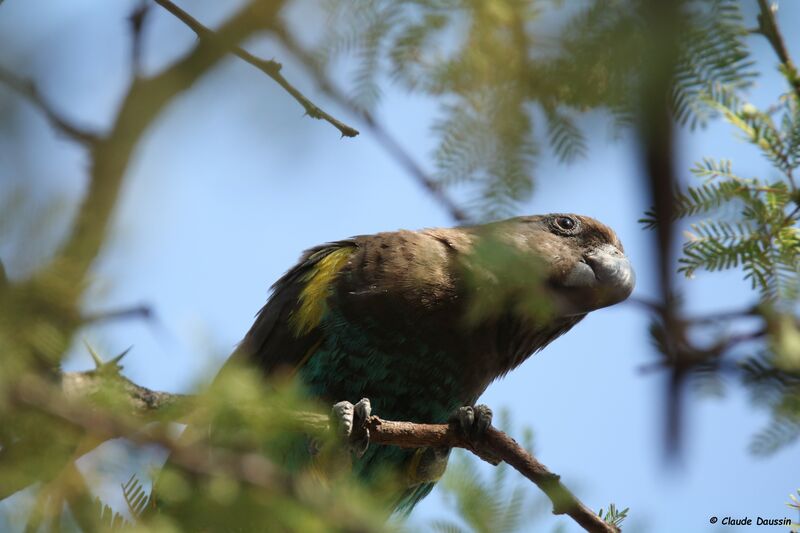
[451,404,492,440]
[473,404,493,435]
[331,400,355,439]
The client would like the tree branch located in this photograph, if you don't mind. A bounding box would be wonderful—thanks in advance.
[128,1,151,76]
[50,0,283,289]
[60,371,193,422]
[149,0,470,226]
[0,66,99,144]
[152,0,359,138]
[39,367,617,533]
[81,304,153,325]
[366,418,617,533]
[756,0,800,101]
[0,0,288,376]
[638,0,683,458]
[273,25,471,224]
[13,378,377,530]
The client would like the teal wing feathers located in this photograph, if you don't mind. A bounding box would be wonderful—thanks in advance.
[396,482,436,515]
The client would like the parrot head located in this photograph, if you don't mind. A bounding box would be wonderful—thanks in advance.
[483,213,635,317]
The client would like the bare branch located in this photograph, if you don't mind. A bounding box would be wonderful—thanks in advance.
[365,418,618,533]
[152,0,470,223]
[128,1,151,76]
[81,304,153,325]
[49,0,284,291]
[153,0,359,138]
[637,0,683,457]
[756,0,800,100]
[0,66,99,144]
[60,370,193,422]
[273,24,470,224]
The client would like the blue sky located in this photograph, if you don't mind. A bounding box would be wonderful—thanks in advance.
[0,1,798,531]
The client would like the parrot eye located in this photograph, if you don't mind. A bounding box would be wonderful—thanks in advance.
[552,215,579,234]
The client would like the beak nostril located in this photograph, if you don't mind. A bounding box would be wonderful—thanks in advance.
[582,255,601,280]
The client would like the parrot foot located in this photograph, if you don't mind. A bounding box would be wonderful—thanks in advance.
[330,398,371,458]
[451,404,493,442]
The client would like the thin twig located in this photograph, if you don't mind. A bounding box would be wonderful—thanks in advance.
[272,24,471,224]
[636,326,767,375]
[751,0,800,194]
[0,66,98,144]
[782,202,800,227]
[152,0,359,138]
[128,1,150,76]
[154,0,468,221]
[81,304,153,324]
[637,0,683,457]
[630,298,760,326]
[50,0,281,290]
[756,0,800,102]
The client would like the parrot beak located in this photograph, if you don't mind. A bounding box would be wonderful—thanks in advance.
[561,243,635,313]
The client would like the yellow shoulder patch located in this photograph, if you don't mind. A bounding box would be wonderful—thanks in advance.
[290,247,353,336]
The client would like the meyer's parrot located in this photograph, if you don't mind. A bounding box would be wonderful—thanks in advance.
[219,213,634,511]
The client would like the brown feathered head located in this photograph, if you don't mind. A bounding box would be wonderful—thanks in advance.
[475,213,635,318]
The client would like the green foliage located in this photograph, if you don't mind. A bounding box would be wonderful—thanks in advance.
[639,159,754,228]
[0,333,394,532]
[3,0,799,529]
[142,364,398,532]
[459,225,553,325]
[741,349,800,455]
[643,85,800,303]
[90,498,128,530]
[426,412,541,533]
[122,475,153,520]
[641,11,800,454]
[682,219,761,275]
[543,105,587,164]
[314,0,754,219]
[432,454,532,533]
[671,0,755,129]
[788,489,800,530]
[68,476,149,531]
[597,503,629,529]
[432,92,537,218]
